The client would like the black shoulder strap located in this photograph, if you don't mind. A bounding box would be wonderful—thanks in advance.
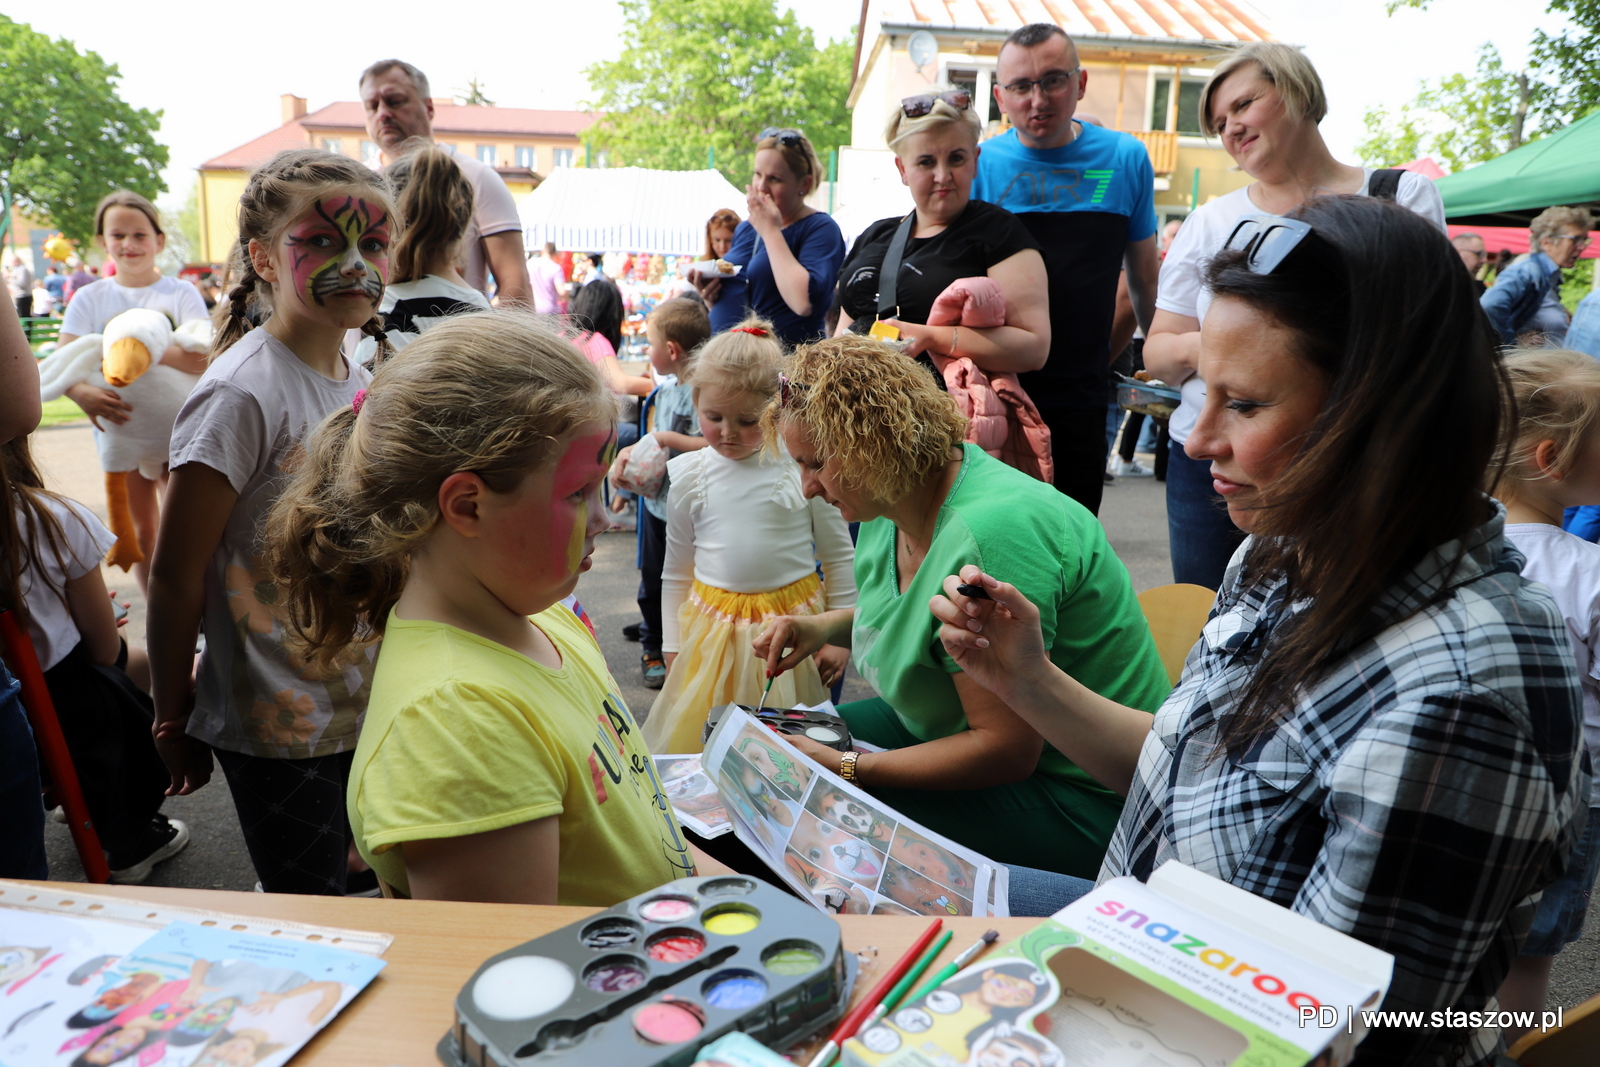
[877,211,918,320]
[1367,168,1404,202]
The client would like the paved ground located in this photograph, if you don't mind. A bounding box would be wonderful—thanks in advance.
[26,421,1598,1009]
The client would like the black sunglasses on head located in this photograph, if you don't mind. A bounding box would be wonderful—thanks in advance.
[1222,215,1314,275]
[900,90,972,117]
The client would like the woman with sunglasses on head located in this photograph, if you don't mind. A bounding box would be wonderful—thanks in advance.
[835,90,1049,379]
[1480,206,1592,348]
[696,129,844,346]
[933,195,1587,1065]
[1145,43,1444,593]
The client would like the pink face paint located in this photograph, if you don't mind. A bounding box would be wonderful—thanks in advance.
[546,427,617,579]
[282,196,390,310]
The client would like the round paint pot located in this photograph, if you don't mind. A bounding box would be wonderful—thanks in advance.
[761,940,824,976]
[805,726,843,744]
[702,969,768,1010]
[638,895,697,924]
[472,955,575,1021]
[632,997,705,1045]
[644,928,706,963]
[582,955,649,994]
[697,876,757,897]
[701,904,761,937]
[579,917,643,950]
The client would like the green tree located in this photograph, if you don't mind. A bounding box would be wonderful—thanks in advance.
[1357,44,1539,171]
[457,77,495,107]
[582,0,853,185]
[156,183,201,273]
[1530,0,1600,125]
[0,15,167,244]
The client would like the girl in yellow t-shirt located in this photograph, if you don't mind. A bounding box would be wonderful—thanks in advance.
[261,312,696,904]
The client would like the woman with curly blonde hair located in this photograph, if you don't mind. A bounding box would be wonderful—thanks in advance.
[755,337,1167,880]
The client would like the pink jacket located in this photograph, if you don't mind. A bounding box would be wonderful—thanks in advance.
[925,277,1054,484]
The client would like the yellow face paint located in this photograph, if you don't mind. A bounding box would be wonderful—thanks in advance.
[567,498,587,572]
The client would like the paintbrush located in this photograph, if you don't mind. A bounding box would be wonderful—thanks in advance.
[904,929,1000,1005]
[804,918,943,1067]
[757,669,775,708]
[855,929,953,1033]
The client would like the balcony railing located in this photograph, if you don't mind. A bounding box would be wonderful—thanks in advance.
[1128,130,1179,175]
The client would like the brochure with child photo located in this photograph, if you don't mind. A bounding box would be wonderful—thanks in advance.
[0,917,385,1067]
[655,754,734,838]
[703,707,1009,917]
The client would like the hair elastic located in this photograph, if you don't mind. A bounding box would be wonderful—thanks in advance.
[731,326,769,336]
[352,389,368,415]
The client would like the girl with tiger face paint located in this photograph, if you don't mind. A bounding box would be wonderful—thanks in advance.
[260,195,391,340]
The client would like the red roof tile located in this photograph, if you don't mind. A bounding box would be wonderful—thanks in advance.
[879,0,1273,42]
[200,120,314,170]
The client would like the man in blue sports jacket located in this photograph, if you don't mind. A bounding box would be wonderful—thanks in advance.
[972,23,1160,515]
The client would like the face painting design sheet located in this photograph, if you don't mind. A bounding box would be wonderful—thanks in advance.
[0,920,384,1067]
[704,707,1008,917]
[654,755,734,838]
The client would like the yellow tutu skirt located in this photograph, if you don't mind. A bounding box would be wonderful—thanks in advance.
[643,573,830,754]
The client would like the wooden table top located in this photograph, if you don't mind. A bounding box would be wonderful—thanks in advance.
[19,882,1035,1066]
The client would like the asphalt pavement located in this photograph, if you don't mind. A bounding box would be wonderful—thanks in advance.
[26,421,1598,1010]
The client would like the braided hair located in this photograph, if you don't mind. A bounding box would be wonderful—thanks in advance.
[213,148,400,363]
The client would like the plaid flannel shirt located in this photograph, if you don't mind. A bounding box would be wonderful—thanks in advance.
[1101,505,1589,1066]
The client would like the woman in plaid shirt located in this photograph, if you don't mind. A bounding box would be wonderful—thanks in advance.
[932,195,1589,1066]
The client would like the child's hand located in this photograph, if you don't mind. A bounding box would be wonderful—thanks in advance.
[814,644,849,688]
[65,383,133,429]
[616,444,634,464]
[107,589,130,628]
[153,712,214,796]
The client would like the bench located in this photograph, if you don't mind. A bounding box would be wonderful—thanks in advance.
[22,317,61,347]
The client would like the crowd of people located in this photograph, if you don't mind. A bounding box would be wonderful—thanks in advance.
[1,26,1598,1065]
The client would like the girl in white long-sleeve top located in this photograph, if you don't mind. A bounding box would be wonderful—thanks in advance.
[643,318,856,753]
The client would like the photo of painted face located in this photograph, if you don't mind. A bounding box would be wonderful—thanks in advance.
[782,849,873,914]
[731,725,812,800]
[968,1022,1062,1067]
[788,811,887,884]
[719,748,799,828]
[879,858,973,917]
[804,788,894,847]
[890,827,977,897]
[714,753,781,851]
[0,946,49,991]
[871,898,919,917]
[66,971,162,1028]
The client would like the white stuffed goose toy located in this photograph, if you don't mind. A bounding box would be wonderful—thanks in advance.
[37,307,209,569]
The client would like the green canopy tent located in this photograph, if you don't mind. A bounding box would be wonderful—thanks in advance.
[1434,109,1600,226]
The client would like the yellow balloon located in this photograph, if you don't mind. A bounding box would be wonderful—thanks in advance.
[42,233,74,262]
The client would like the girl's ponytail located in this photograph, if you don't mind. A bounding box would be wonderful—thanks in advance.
[212,260,262,358]
[386,144,475,286]
[261,404,399,676]
[360,316,395,368]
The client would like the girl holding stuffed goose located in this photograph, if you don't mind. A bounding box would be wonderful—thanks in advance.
[932,195,1587,1064]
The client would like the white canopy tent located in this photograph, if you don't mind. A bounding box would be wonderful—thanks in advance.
[519,167,747,256]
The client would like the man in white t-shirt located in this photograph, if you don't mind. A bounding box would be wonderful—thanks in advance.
[359,59,532,306]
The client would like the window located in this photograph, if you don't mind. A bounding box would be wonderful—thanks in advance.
[477,144,497,164]
[553,147,573,168]
[947,69,1001,123]
[321,137,343,155]
[516,146,535,169]
[1150,76,1204,136]
[360,140,380,166]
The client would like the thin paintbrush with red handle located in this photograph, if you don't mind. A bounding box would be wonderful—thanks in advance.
[804,917,944,1067]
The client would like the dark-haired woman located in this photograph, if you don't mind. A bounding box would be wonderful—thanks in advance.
[931,195,1586,1065]
[697,129,844,346]
[569,277,652,398]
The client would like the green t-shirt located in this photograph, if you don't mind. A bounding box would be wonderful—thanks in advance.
[349,604,693,903]
[852,444,1169,785]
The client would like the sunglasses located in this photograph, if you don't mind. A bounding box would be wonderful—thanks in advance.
[1222,215,1313,275]
[900,89,972,117]
[757,127,813,175]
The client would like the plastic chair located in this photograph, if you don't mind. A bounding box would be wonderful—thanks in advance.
[1506,991,1600,1065]
[0,609,110,882]
[1135,583,1216,686]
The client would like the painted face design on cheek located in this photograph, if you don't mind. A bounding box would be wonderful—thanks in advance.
[283,197,390,308]
[549,429,618,575]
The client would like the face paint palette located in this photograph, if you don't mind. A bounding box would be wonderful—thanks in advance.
[703,703,855,752]
[438,875,854,1067]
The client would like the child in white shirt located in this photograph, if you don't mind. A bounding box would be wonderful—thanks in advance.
[642,319,856,753]
[1494,348,1600,1034]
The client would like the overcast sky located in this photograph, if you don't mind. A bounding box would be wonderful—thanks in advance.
[13,0,1568,215]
